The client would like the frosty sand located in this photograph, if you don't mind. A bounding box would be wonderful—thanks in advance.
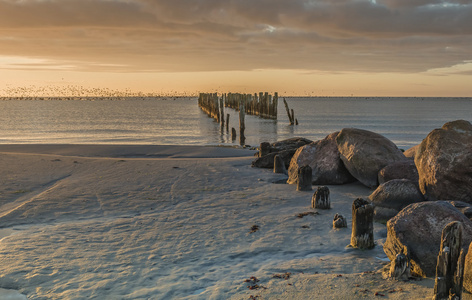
[0,145,435,299]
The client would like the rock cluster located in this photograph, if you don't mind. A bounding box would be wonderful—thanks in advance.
[252,120,472,286]
[251,137,312,169]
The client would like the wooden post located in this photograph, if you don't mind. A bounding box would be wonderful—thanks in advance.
[219,96,224,129]
[390,245,410,280]
[433,221,465,300]
[231,127,236,141]
[239,96,245,145]
[350,198,374,249]
[333,214,347,229]
[297,166,312,191]
[273,92,278,119]
[283,98,294,125]
[226,113,230,132]
[273,154,287,174]
[312,186,330,209]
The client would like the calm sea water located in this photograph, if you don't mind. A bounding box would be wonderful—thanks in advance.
[0,97,471,149]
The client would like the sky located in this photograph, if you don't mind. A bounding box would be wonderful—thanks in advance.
[1,0,472,97]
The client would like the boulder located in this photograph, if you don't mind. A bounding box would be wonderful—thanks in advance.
[287,132,355,185]
[378,160,419,186]
[448,201,472,220]
[369,179,424,222]
[415,120,472,202]
[404,144,419,159]
[251,150,295,169]
[252,137,312,169]
[336,128,407,188]
[383,201,472,277]
[463,241,472,293]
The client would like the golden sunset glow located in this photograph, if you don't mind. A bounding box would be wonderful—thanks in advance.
[1,0,472,96]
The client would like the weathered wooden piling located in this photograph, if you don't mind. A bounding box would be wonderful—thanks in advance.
[231,127,236,141]
[219,96,225,129]
[239,97,246,145]
[273,154,287,174]
[350,198,374,249]
[226,113,230,132]
[390,246,410,280]
[333,213,347,229]
[297,165,312,191]
[433,221,465,300]
[283,98,293,125]
[312,186,331,209]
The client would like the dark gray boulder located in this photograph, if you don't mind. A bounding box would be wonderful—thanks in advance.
[336,128,407,188]
[383,201,472,277]
[287,132,355,185]
[415,120,472,202]
[378,160,419,186]
[252,137,312,169]
[369,179,424,222]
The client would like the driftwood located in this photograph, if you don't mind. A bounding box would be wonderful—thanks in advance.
[350,198,374,249]
[333,214,347,229]
[297,166,312,191]
[433,221,465,300]
[312,186,331,209]
[390,245,410,280]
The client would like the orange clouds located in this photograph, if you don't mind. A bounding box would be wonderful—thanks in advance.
[0,0,471,96]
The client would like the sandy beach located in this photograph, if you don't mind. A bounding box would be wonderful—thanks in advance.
[0,145,439,299]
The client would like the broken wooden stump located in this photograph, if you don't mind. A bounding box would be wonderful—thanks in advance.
[283,98,294,125]
[350,198,374,249]
[231,127,237,141]
[273,154,287,174]
[297,165,312,191]
[333,213,347,229]
[433,221,465,300]
[239,98,246,145]
[312,186,331,209]
[390,245,410,280]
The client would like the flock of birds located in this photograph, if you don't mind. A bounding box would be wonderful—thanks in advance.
[0,85,198,100]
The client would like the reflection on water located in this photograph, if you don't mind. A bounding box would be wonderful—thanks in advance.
[0,97,471,149]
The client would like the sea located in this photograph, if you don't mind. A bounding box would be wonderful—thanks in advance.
[0,96,471,150]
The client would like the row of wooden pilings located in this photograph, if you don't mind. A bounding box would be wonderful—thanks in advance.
[224,92,278,120]
[198,92,281,145]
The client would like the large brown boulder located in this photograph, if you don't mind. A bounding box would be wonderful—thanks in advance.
[252,137,312,168]
[378,160,419,186]
[287,132,355,185]
[415,120,472,202]
[369,179,424,222]
[404,144,419,159]
[336,128,407,188]
[463,242,472,293]
[383,201,472,277]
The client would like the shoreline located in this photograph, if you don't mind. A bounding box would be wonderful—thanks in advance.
[0,144,446,299]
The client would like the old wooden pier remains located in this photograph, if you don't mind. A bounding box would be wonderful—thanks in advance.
[198,92,282,145]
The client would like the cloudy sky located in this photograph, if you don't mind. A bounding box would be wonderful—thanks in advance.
[1,0,471,96]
